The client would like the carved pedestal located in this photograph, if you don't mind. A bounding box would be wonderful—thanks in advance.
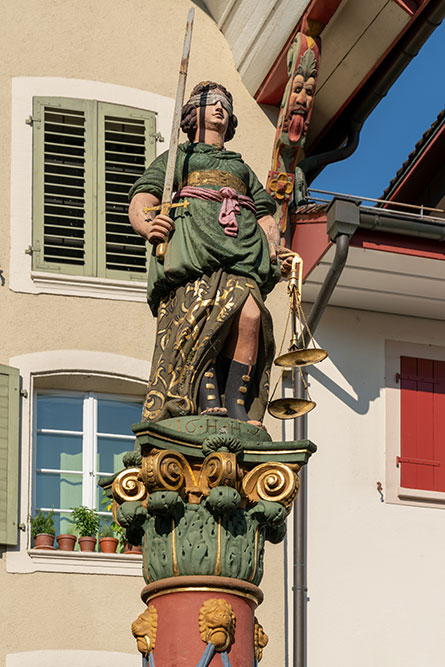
[100,416,316,665]
[137,576,262,666]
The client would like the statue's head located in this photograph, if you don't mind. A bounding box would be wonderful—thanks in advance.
[283,48,317,143]
[181,81,238,142]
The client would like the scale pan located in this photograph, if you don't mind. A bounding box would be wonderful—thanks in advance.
[267,398,316,420]
[274,348,328,368]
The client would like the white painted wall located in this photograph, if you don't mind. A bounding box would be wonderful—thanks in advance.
[304,304,445,667]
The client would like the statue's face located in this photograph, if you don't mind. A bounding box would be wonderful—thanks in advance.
[196,90,230,139]
[288,73,315,117]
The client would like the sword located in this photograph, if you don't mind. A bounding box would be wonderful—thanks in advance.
[143,7,194,261]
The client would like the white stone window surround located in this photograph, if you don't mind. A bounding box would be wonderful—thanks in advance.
[9,77,174,301]
[385,340,445,509]
[6,349,150,576]
[7,651,139,667]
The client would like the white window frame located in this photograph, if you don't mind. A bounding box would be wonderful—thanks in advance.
[10,77,174,301]
[385,340,445,509]
[6,350,149,576]
[33,390,140,523]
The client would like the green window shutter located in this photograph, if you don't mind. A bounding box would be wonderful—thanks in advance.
[32,97,156,281]
[32,97,96,276]
[96,102,156,280]
[0,364,20,545]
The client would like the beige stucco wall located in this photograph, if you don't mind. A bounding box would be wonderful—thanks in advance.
[306,305,445,667]
[0,1,287,665]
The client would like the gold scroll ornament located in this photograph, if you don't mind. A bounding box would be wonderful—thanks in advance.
[242,462,300,511]
[140,448,241,504]
[111,466,148,519]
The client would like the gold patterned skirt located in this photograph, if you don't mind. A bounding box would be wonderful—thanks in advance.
[142,270,275,423]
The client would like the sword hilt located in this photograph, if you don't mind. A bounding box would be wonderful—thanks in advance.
[155,202,171,260]
[141,201,189,261]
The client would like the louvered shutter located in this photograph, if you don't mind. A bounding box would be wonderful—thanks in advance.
[0,364,20,545]
[399,356,445,491]
[97,103,156,279]
[32,97,156,279]
[32,97,96,275]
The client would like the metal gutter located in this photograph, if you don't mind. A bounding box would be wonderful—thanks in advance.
[359,207,445,240]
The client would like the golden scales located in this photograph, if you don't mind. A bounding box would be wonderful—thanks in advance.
[268,253,328,419]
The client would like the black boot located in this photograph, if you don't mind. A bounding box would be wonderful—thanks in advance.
[223,359,254,421]
[198,364,227,415]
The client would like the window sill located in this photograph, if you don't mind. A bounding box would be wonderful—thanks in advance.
[28,271,147,302]
[6,547,143,576]
[397,486,445,507]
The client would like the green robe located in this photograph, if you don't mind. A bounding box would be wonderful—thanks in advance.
[129,141,281,422]
[129,141,281,315]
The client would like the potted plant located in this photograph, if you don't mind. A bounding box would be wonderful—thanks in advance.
[99,520,119,553]
[124,540,142,554]
[56,518,77,551]
[30,509,56,549]
[71,506,100,552]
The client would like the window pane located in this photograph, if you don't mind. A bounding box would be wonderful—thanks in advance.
[36,433,82,471]
[97,399,142,435]
[97,436,135,475]
[55,512,75,537]
[36,471,82,511]
[37,395,83,431]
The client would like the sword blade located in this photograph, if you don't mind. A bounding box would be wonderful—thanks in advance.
[163,7,194,205]
[156,7,194,259]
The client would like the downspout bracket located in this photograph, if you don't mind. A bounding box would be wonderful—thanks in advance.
[327,197,360,241]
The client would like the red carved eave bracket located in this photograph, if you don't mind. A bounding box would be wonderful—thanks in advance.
[255,0,342,105]
[256,0,429,151]
[289,204,331,281]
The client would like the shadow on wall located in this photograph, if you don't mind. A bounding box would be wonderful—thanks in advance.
[307,365,379,416]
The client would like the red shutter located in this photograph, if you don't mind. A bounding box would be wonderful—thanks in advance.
[399,356,445,491]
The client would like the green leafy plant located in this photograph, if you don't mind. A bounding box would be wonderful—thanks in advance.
[100,520,115,538]
[29,509,55,538]
[71,506,100,537]
[100,491,126,552]
[112,522,126,552]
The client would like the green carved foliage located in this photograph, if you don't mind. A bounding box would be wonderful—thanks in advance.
[137,487,288,586]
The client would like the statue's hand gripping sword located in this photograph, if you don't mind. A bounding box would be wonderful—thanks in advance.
[143,7,194,261]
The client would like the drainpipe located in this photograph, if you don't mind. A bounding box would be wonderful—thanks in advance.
[293,198,359,667]
[297,119,361,177]
[293,370,308,667]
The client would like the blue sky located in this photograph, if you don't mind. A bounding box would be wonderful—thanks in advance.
[311,20,445,200]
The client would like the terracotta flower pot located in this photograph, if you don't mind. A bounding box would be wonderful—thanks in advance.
[34,533,56,550]
[78,536,97,552]
[56,534,77,551]
[124,542,142,554]
[99,537,118,553]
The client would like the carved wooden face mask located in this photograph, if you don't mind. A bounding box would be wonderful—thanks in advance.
[286,73,316,142]
[283,48,317,144]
